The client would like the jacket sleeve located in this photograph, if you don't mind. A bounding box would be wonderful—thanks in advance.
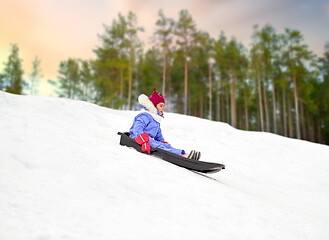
[154,127,165,142]
[130,114,150,139]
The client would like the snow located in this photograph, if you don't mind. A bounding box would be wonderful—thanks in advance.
[1,90,329,240]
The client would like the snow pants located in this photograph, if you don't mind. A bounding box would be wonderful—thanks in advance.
[148,138,185,156]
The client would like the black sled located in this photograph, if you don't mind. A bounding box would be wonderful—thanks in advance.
[117,132,225,174]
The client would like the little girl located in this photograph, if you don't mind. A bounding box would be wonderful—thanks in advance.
[129,88,200,160]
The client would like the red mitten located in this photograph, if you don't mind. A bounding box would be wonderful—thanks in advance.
[135,133,151,154]
[135,133,149,145]
[141,142,151,154]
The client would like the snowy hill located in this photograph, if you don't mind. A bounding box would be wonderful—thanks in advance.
[1,91,329,240]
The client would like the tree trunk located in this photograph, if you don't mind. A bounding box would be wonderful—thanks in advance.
[310,114,315,142]
[257,73,264,131]
[305,105,311,141]
[225,75,231,123]
[216,78,220,121]
[231,73,236,128]
[289,51,300,139]
[127,47,133,110]
[262,74,270,132]
[184,35,188,115]
[292,70,300,139]
[68,72,72,99]
[288,96,293,138]
[300,100,306,140]
[167,60,172,112]
[226,76,230,123]
[271,73,277,134]
[208,62,212,120]
[111,67,115,107]
[134,64,138,110]
[282,84,287,137]
[119,49,124,102]
[311,114,317,142]
[316,118,322,143]
[243,80,249,131]
[200,86,204,118]
[221,76,225,122]
[256,94,260,130]
[276,83,282,135]
[239,106,244,129]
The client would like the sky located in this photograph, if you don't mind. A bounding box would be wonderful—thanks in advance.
[1,0,328,96]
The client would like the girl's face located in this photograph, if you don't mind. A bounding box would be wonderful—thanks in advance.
[156,102,165,115]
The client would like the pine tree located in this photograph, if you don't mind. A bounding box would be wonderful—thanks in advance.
[188,31,209,118]
[94,19,124,107]
[114,14,128,105]
[94,12,142,109]
[28,56,43,95]
[0,73,4,91]
[193,31,215,120]
[155,9,175,98]
[225,38,240,128]
[137,47,162,94]
[317,42,329,143]
[2,43,25,94]
[79,60,93,101]
[214,32,228,123]
[259,24,279,133]
[175,9,196,115]
[0,56,3,90]
[126,11,143,110]
[239,53,250,130]
[282,29,314,139]
[57,58,80,99]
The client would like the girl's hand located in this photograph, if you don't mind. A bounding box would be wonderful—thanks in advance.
[135,133,151,154]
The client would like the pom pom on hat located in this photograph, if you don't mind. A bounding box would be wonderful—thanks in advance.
[148,88,165,107]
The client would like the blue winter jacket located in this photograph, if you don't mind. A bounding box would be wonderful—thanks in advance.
[129,107,185,155]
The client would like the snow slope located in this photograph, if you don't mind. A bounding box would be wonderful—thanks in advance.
[1,91,329,240]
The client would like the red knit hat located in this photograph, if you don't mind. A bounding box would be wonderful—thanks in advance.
[149,88,165,107]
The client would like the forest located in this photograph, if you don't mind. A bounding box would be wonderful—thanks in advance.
[1,9,329,145]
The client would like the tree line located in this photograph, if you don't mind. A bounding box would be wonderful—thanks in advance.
[1,9,328,145]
